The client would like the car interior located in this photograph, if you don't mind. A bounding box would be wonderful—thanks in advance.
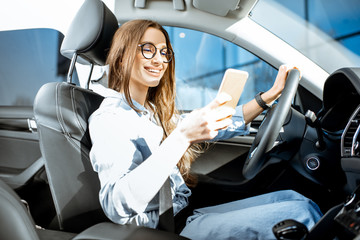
[1,0,360,239]
[1,0,188,239]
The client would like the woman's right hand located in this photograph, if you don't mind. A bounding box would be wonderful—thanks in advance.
[177,93,235,144]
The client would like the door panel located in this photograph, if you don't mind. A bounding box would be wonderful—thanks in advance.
[191,137,253,176]
[0,106,43,188]
[191,116,261,183]
[189,135,255,208]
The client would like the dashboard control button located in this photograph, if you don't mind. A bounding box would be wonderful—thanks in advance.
[306,156,320,171]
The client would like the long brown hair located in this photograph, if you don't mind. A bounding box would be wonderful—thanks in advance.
[107,19,201,186]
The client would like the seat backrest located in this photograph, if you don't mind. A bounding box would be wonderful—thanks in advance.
[33,0,118,232]
[34,82,106,232]
[0,179,39,240]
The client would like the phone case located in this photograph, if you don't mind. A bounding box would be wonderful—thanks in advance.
[217,69,249,109]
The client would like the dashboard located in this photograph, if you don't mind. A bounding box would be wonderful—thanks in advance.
[320,68,360,192]
[279,67,360,240]
[341,106,360,158]
[289,68,360,193]
[321,68,360,134]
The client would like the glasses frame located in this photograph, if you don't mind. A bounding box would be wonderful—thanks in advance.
[137,42,173,63]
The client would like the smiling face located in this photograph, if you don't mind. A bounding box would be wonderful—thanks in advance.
[129,27,169,104]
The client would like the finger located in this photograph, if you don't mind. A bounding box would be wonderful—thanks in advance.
[205,92,232,111]
[207,106,235,122]
[209,130,219,139]
[278,64,289,77]
[281,64,300,74]
[274,64,291,86]
[215,106,235,121]
[196,129,219,142]
[282,64,302,79]
[208,118,233,131]
[292,66,302,79]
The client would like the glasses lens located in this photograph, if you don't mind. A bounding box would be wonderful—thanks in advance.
[142,43,156,59]
[140,43,173,62]
[160,48,173,63]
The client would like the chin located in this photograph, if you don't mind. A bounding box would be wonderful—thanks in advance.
[151,82,161,88]
[146,75,163,86]
[147,79,161,88]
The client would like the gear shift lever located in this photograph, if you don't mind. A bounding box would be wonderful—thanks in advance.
[305,110,326,150]
[273,219,308,240]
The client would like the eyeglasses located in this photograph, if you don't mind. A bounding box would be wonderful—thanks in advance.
[138,42,173,63]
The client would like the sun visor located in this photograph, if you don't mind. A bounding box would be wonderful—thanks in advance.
[193,0,240,16]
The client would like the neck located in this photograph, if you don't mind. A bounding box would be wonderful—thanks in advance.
[128,81,148,106]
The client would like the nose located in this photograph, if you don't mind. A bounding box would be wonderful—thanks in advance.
[152,49,164,63]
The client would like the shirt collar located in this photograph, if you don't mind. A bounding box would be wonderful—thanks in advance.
[102,87,150,116]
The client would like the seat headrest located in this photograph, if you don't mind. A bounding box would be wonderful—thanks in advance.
[60,0,118,65]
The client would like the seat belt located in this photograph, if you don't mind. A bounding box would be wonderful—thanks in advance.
[158,177,175,232]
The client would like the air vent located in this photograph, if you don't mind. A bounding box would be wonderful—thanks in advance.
[342,105,360,157]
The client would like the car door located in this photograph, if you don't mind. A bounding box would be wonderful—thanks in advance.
[0,28,77,189]
[0,106,42,189]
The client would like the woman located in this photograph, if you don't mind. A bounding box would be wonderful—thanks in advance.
[89,19,322,239]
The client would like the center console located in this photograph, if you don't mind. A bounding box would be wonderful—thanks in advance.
[334,186,360,239]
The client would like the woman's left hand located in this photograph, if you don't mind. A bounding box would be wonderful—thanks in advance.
[261,64,300,104]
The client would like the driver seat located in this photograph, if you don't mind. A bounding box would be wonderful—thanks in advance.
[33,0,118,232]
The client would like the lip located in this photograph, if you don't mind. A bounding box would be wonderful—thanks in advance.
[144,66,162,77]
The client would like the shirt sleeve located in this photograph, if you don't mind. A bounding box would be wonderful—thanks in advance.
[89,109,153,223]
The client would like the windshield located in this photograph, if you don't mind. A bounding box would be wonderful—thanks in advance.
[250,0,360,74]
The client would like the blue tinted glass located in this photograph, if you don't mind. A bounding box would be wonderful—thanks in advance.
[251,0,360,73]
[308,0,360,38]
[341,35,360,56]
[0,28,78,106]
[165,26,277,110]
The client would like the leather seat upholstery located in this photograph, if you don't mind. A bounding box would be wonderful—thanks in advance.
[0,175,188,239]
[0,178,40,240]
[34,82,106,232]
[33,0,118,233]
[60,0,118,65]
[0,179,76,240]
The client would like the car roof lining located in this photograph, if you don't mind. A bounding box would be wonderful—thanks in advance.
[128,0,256,17]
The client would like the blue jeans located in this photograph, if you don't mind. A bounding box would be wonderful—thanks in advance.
[180,190,323,240]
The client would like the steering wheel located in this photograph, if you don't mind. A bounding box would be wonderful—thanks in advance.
[242,69,301,180]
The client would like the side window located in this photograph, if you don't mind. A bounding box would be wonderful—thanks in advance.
[0,28,78,106]
[165,27,277,111]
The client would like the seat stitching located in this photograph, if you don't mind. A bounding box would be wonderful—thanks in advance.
[70,87,86,135]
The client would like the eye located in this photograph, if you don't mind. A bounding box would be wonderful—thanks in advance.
[143,43,155,53]
[160,48,169,55]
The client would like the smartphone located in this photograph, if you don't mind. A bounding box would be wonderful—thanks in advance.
[217,69,249,109]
